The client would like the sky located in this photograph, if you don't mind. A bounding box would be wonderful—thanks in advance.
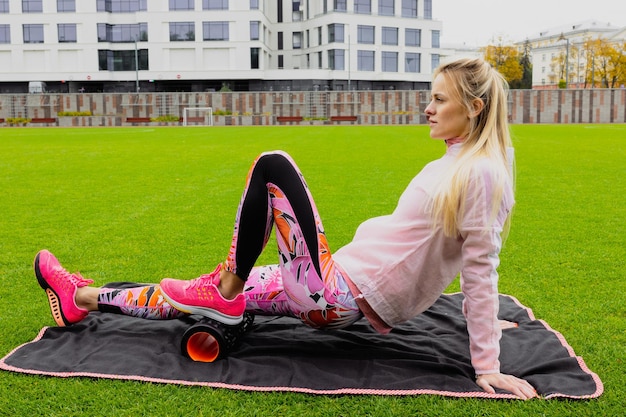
[433,0,626,46]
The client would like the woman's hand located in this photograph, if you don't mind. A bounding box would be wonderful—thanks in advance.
[475,373,539,400]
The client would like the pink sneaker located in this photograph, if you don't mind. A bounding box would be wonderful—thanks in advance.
[160,265,245,325]
[34,250,94,326]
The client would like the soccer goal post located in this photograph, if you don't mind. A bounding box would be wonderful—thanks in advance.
[182,107,213,126]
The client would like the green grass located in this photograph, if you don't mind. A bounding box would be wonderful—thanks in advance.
[0,125,624,416]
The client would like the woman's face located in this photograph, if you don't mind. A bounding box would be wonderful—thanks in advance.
[424,73,470,141]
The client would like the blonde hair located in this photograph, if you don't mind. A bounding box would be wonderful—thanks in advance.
[429,58,514,237]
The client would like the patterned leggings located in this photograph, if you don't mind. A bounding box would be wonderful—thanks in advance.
[98,151,361,329]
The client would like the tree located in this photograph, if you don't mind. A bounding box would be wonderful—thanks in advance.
[550,40,580,88]
[510,40,532,89]
[614,41,626,88]
[581,38,601,88]
[580,37,626,88]
[596,39,626,88]
[482,38,523,87]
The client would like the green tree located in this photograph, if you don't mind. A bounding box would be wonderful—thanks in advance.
[510,40,532,89]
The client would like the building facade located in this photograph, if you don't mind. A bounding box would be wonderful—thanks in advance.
[519,20,624,89]
[0,0,447,93]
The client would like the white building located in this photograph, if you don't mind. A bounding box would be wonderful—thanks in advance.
[0,0,448,93]
[520,20,623,89]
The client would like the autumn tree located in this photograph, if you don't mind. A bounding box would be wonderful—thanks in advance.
[482,38,524,87]
[549,38,583,88]
[577,37,626,88]
[595,39,626,88]
[581,38,602,88]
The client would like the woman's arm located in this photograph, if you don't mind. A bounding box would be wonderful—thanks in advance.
[459,227,502,374]
[459,164,537,399]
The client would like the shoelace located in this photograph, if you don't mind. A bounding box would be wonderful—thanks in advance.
[53,266,94,290]
[183,268,220,291]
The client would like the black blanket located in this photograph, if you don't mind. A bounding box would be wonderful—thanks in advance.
[0,293,602,399]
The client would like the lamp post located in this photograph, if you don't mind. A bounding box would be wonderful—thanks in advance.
[347,29,351,91]
[134,39,139,92]
[558,33,570,89]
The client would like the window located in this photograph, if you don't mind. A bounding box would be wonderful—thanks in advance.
[0,0,8,13]
[379,0,394,16]
[292,0,302,21]
[250,0,258,9]
[358,50,374,71]
[170,0,194,10]
[277,0,283,22]
[317,26,322,45]
[431,53,440,71]
[293,32,302,49]
[203,21,228,41]
[57,0,75,12]
[98,49,148,71]
[431,30,440,48]
[278,54,283,68]
[278,32,283,49]
[382,27,398,45]
[333,0,346,11]
[97,0,147,12]
[354,0,370,14]
[23,24,44,43]
[328,23,344,43]
[98,23,148,42]
[250,21,260,40]
[0,24,10,43]
[58,24,77,42]
[357,25,374,44]
[169,22,195,41]
[401,0,417,17]
[405,28,420,46]
[382,51,397,72]
[250,47,259,69]
[424,0,432,19]
[328,49,345,70]
[22,0,42,12]
[317,51,322,68]
[405,52,420,72]
[203,0,228,9]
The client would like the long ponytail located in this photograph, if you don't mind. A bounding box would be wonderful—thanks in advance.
[429,58,514,237]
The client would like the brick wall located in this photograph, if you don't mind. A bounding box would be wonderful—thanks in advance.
[1,89,624,126]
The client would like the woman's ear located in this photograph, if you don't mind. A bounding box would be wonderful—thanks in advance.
[469,98,485,118]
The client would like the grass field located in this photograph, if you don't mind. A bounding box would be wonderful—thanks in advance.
[0,125,624,416]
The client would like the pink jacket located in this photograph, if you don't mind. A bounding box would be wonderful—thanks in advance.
[334,144,515,375]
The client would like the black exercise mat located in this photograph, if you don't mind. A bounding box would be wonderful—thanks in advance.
[0,293,603,399]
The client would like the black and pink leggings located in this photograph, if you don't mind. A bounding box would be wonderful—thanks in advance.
[98,151,361,329]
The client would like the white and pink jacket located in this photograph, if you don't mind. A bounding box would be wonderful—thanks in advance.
[334,143,515,375]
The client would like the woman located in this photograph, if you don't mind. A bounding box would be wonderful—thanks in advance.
[35,58,537,399]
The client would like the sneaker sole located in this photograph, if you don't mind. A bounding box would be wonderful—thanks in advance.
[160,291,243,326]
[34,253,70,327]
